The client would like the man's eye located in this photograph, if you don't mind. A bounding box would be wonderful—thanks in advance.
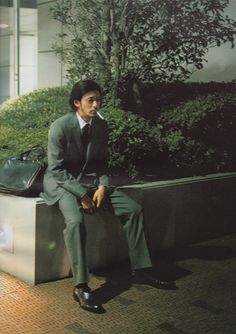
[88,98,101,103]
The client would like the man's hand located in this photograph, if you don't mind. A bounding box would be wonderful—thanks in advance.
[81,194,96,214]
[93,185,106,208]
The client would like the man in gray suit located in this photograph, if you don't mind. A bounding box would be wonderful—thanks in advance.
[41,80,175,314]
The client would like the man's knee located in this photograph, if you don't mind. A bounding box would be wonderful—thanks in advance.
[59,195,84,227]
[65,214,83,227]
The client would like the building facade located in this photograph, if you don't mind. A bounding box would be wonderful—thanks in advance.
[37,0,66,89]
[0,0,64,106]
[0,0,37,105]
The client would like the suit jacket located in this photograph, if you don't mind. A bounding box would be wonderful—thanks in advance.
[41,112,109,205]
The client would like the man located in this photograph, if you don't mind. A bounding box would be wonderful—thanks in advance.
[41,80,176,314]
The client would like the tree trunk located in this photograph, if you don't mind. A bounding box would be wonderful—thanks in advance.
[132,81,145,117]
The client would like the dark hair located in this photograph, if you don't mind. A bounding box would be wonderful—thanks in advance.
[69,79,102,111]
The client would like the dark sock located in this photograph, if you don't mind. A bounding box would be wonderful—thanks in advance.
[75,283,89,290]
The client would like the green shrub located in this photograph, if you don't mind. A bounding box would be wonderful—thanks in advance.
[0,126,48,162]
[0,86,162,178]
[2,86,234,180]
[0,86,70,163]
[120,81,236,120]
[102,106,162,177]
[158,93,236,176]
[1,86,69,129]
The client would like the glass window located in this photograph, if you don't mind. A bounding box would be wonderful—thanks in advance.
[0,0,37,105]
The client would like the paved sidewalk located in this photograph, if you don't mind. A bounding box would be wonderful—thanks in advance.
[1,233,236,334]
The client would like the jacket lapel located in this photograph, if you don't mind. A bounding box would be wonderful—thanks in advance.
[70,113,99,168]
[70,113,84,158]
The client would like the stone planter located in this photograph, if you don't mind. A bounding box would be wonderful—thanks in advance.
[0,172,235,285]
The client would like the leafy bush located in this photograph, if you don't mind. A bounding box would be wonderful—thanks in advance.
[0,86,162,178]
[158,93,236,176]
[102,106,162,177]
[0,86,70,163]
[1,86,69,129]
[120,81,236,120]
[0,126,48,162]
[1,86,234,180]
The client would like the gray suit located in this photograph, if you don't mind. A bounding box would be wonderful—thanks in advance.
[41,112,109,204]
[41,112,152,285]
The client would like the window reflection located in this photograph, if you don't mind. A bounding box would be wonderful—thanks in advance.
[0,0,37,105]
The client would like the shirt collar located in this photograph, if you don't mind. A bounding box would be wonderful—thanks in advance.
[76,112,92,129]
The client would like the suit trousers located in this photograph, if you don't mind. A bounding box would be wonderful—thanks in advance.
[58,188,152,285]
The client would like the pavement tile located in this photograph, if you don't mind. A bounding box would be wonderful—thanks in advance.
[1,233,236,334]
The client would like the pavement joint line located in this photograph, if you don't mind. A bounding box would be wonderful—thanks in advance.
[64,322,95,334]
[114,295,135,306]
[157,322,191,334]
[191,300,224,314]
[133,284,152,292]
[0,291,19,296]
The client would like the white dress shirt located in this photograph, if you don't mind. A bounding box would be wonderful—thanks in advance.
[76,112,92,130]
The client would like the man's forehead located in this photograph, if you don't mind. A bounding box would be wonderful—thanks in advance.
[84,90,101,98]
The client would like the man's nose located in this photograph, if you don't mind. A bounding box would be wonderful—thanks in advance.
[93,101,98,108]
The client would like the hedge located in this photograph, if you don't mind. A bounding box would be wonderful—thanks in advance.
[158,93,236,177]
[0,87,162,178]
[1,86,235,180]
[120,81,236,120]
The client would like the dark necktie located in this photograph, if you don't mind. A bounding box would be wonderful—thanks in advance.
[81,123,90,162]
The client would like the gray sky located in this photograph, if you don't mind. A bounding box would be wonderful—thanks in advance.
[190,0,236,82]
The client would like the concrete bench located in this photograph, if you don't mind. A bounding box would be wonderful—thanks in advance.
[1,172,236,285]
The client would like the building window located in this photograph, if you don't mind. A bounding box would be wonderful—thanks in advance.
[0,0,37,105]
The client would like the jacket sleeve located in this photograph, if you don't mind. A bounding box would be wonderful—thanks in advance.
[47,121,87,198]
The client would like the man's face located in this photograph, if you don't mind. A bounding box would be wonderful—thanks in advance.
[74,90,101,121]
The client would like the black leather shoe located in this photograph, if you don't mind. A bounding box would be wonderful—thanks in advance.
[131,270,177,290]
[73,287,106,314]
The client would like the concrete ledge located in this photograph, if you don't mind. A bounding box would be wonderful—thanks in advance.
[140,172,236,252]
[0,195,128,285]
[0,172,236,285]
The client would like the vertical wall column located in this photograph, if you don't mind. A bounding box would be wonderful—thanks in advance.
[37,0,66,88]
[13,0,20,96]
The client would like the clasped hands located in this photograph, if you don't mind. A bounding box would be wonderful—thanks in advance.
[81,185,106,214]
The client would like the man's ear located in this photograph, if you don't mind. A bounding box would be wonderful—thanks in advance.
[74,99,81,109]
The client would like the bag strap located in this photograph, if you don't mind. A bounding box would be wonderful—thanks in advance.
[20,145,46,162]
